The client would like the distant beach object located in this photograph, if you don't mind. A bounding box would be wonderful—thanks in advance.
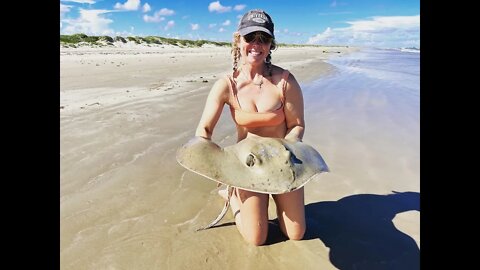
[176,136,329,230]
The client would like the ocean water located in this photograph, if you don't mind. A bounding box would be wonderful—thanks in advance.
[304,47,419,106]
[295,48,421,269]
[302,48,420,195]
[327,47,420,93]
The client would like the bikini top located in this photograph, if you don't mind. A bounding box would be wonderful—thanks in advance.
[226,70,290,128]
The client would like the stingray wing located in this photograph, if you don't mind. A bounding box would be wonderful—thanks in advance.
[176,136,329,194]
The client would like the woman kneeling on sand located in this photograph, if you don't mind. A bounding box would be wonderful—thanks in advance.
[195,9,306,246]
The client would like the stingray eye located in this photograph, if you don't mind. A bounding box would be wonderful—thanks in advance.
[246,153,255,167]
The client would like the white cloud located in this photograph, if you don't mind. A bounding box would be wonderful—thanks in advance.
[348,15,419,32]
[191,23,199,30]
[143,3,151,13]
[157,8,175,16]
[143,14,165,23]
[143,9,175,23]
[234,4,246,11]
[308,27,333,43]
[60,3,72,18]
[114,0,140,11]
[307,15,420,48]
[165,20,175,30]
[222,20,230,26]
[330,0,337,7]
[61,0,96,3]
[218,27,225,32]
[208,23,217,28]
[61,9,115,36]
[208,1,231,13]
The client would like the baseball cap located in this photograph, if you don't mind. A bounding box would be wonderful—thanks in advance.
[237,9,275,38]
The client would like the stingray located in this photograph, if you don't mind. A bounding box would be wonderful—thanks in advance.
[176,136,329,230]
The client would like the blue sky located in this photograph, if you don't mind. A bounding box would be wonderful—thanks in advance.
[60,0,419,48]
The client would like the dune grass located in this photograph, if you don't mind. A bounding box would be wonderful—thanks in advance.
[59,33,342,48]
[60,34,231,48]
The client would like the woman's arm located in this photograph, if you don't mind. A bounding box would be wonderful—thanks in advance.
[195,78,230,140]
[283,73,305,142]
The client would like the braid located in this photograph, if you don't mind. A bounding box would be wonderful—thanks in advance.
[232,47,240,71]
[265,39,277,76]
[231,33,241,71]
[265,52,272,76]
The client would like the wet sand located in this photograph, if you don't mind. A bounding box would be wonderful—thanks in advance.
[60,45,418,269]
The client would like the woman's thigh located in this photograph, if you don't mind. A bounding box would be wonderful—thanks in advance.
[236,189,270,241]
[272,187,306,239]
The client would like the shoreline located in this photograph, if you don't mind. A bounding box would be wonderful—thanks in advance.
[60,45,354,89]
[60,45,355,117]
[60,45,378,270]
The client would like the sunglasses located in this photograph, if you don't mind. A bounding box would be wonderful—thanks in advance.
[243,32,272,44]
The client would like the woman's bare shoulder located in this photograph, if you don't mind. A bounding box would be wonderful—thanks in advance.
[269,64,285,75]
[214,76,231,90]
[271,65,297,77]
[209,76,231,101]
[268,65,295,84]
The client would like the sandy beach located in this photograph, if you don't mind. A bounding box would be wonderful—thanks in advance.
[60,44,419,269]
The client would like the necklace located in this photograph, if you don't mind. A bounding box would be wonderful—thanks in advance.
[240,69,264,90]
[252,74,264,89]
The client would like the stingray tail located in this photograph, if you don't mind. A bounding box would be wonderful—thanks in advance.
[196,185,234,231]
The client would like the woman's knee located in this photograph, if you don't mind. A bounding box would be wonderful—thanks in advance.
[242,227,268,246]
[241,219,269,246]
[284,223,306,241]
